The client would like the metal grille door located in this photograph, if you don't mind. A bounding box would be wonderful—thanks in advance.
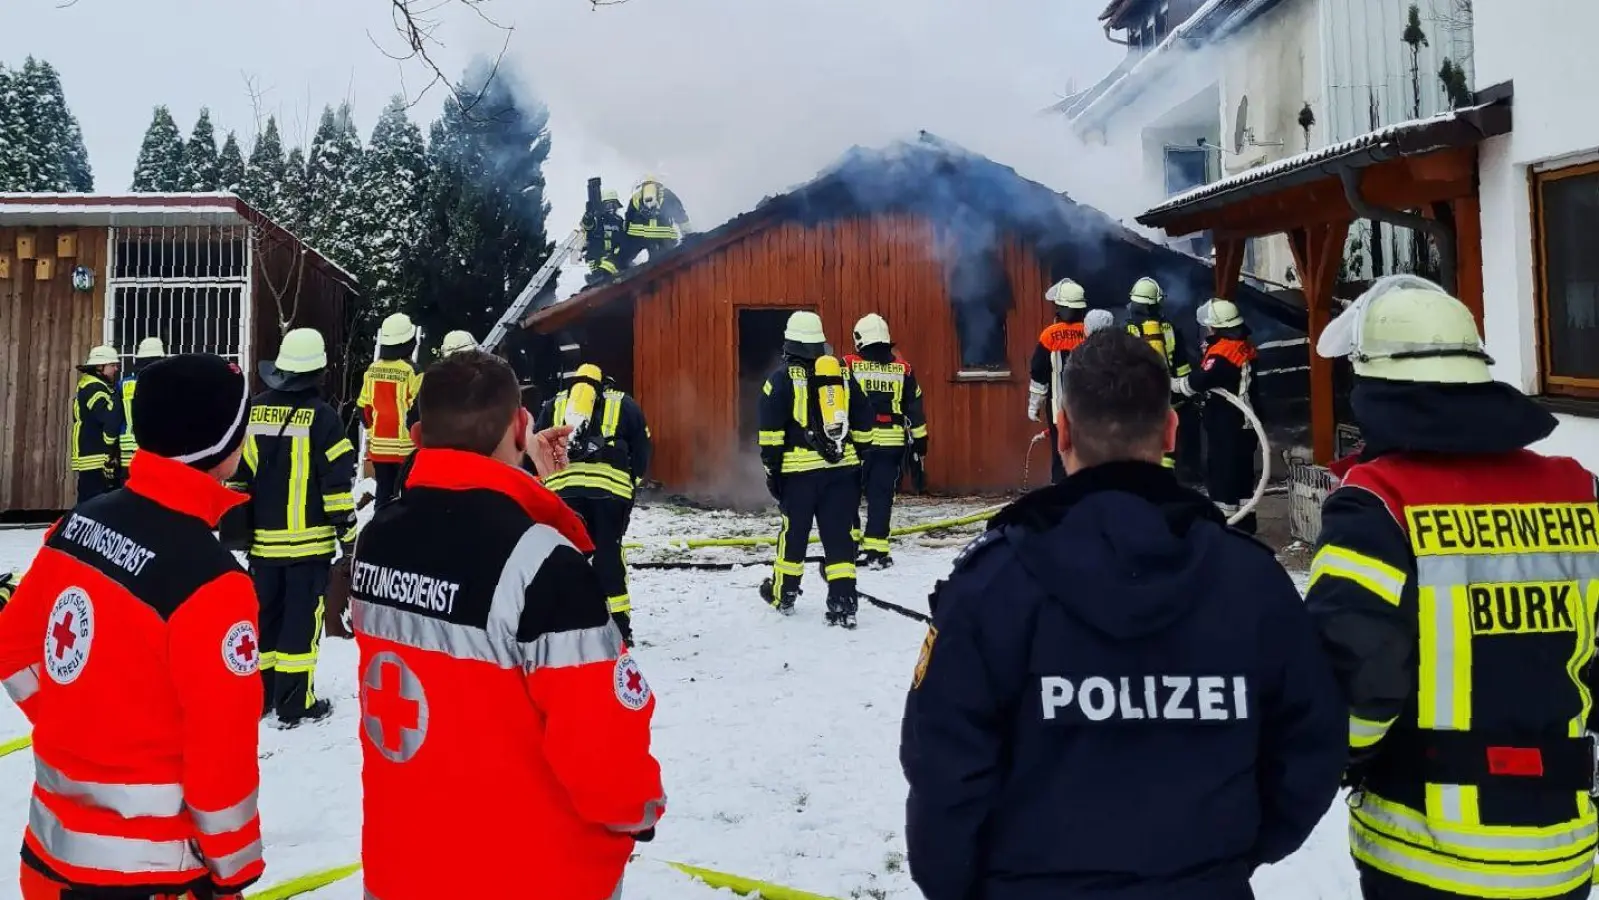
[105,224,251,367]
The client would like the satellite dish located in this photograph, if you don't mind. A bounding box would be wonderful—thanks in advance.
[1233,95,1250,154]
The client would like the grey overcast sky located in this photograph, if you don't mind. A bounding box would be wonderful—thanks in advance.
[2,0,1123,234]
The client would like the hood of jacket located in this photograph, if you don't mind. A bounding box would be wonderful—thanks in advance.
[995,461,1237,640]
[1352,377,1557,458]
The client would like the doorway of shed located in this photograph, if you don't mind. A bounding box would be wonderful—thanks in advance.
[737,308,803,447]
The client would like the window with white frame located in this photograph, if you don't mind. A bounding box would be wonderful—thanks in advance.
[107,224,251,369]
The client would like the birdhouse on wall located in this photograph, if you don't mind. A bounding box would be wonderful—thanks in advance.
[35,258,54,281]
[0,253,10,279]
[15,234,36,260]
[56,234,77,258]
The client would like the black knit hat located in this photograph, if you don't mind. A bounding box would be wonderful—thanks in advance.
[133,354,251,471]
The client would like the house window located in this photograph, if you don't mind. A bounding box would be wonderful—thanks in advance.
[941,227,1012,377]
[1533,161,1599,399]
[1156,2,1170,39]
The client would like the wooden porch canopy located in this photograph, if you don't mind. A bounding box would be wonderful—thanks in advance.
[1136,82,1513,464]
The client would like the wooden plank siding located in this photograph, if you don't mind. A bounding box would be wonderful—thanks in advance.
[0,225,109,512]
[628,214,1054,496]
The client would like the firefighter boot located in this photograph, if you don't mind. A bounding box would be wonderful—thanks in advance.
[858,550,894,570]
[275,698,334,731]
[825,585,858,629]
[759,577,799,616]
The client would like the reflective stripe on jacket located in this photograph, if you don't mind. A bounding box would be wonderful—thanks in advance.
[71,375,118,472]
[1306,449,1599,899]
[757,364,875,475]
[0,453,264,894]
[225,390,357,562]
[843,355,927,448]
[118,377,138,465]
[537,389,652,502]
[358,360,420,462]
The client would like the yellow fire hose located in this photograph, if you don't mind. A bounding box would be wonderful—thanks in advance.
[666,860,841,900]
[245,862,362,900]
[0,734,31,758]
[623,506,1003,552]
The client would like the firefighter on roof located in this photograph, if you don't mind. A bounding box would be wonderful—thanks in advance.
[359,313,422,509]
[227,328,355,728]
[758,311,876,627]
[71,345,122,503]
[536,364,653,643]
[2,353,266,899]
[583,188,628,284]
[623,175,692,264]
[117,336,165,482]
[1305,275,1599,900]
[845,314,927,569]
[1126,277,1190,470]
[1173,299,1259,533]
[1028,278,1089,485]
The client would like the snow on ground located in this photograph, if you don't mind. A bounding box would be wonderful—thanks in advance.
[0,502,1375,900]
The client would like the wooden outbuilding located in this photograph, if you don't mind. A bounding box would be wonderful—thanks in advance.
[0,193,359,516]
[521,133,1300,499]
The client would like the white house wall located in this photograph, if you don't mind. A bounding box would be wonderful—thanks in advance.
[1320,0,1474,145]
[1475,0,1599,471]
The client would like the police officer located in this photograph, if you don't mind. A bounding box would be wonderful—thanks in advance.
[901,328,1344,900]
[535,363,652,643]
[757,311,875,626]
[71,345,121,502]
[583,188,628,284]
[359,313,422,510]
[1173,299,1259,533]
[622,175,692,265]
[228,328,355,727]
[1127,276,1191,469]
[845,314,927,569]
[117,336,165,483]
[1028,278,1089,485]
[1305,275,1599,900]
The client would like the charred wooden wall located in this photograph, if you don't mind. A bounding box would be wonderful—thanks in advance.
[0,226,110,513]
[628,214,1052,497]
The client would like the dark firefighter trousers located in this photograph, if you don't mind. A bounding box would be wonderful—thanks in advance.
[1358,863,1589,900]
[373,461,404,512]
[21,862,225,899]
[560,493,634,638]
[252,561,327,719]
[859,449,902,554]
[1045,422,1065,485]
[76,470,116,504]
[774,466,860,602]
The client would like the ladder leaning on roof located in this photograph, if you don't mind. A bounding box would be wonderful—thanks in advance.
[481,226,584,354]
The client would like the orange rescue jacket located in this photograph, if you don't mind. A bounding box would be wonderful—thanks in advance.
[358,359,420,463]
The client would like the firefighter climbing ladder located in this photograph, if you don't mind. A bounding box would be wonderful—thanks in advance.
[481,226,584,353]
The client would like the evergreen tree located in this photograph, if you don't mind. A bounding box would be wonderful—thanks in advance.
[351,97,429,354]
[279,147,310,233]
[242,117,286,214]
[0,64,25,190]
[181,108,220,191]
[216,132,246,194]
[0,58,92,191]
[131,106,186,191]
[303,103,367,275]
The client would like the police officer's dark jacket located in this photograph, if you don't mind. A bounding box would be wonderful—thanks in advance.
[901,461,1345,900]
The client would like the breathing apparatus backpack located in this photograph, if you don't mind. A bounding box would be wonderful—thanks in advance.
[807,355,850,464]
[562,364,606,463]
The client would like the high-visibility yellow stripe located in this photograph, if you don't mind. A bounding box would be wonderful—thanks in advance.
[326,438,354,462]
[823,562,856,581]
[1349,714,1395,749]
[1309,544,1408,606]
[758,431,785,447]
[1351,808,1595,897]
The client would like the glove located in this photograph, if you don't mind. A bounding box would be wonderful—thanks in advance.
[765,472,784,502]
[912,437,928,457]
[324,542,355,640]
[633,827,656,843]
[1026,392,1045,422]
[0,571,15,612]
[1171,376,1194,398]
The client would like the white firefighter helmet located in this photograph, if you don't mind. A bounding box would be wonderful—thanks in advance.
[600,188,620,205]
[1317,274,1492,384]
[83,345,119,367]
[1197,299,1243,329]
[853,313,891,349]
[638,176,663,210]
[275,328,327,374]
[1130,277,1164,306]
[1045,278,1087,309]
[784,311,826,345]
[378,312,418,347]
[134,337,166,360]
[439,330,477,356]
[1083,309,1116,335]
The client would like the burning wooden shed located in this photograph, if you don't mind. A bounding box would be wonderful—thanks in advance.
[0,193,358,516]
[521,134,1302,498]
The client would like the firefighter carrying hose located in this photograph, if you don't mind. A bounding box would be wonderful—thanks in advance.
[536,364,652,643]
[583,187,627,284]
[845,313,927,569]
[757,311,875,627]
[1028,278,1089,485]
[227,328,355,728]
[359,313,422,510]
[1305,275,1599,900]
[71,345,122,503]
[623,175,692,265]
[117,336,165,482]
[1126,277,1190,469]
[1172,299,1259,534]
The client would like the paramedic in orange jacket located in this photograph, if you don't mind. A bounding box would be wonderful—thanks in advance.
[352,349,665,900]
[0,354,264,899]
[359,313,422,510]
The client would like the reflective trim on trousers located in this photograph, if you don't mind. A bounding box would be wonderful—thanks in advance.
[3,663,41,703]
[607,796,667,834]
[521,624,624,673]
[208,837,264,879]
[187,789,259,837]
[1353,791,1599,859]
[34,758,184,819]
[1351,819,1596,898]
[824,562,856,581]
[28,797,204,875]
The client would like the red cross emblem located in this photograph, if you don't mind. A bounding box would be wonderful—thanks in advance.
[235,632,256,663]
[44,588,93,685]
[221,621,259,676]
[613,655,650,710]
[362,652,428,763]
[51,613,77,660]
[626,668,644,695]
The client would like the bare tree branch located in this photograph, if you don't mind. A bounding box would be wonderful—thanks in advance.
[375,0,517,116]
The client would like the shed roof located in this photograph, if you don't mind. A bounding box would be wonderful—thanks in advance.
[0,192,361,291]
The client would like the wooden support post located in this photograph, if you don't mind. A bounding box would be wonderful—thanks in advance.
[1450,196,1485,329]
[1288,219,1352,465]
[1213,236,1246,300]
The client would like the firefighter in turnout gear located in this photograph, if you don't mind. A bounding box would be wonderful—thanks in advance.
[1127,277,1190,469]
[1172,299,1259,533]
[117,336,165,481]
[758,312,876,626]
[623,175,692,264]
[71,345,122,503]
[536,364,653,643]
[227,328,355,727]
[1305,275,1599,900]
[844,314,927,569]
[1028,278,1089,485]
[404,331,477,433]
[359,313,422,510]
[1,353,267,899]
[583,188,628,284]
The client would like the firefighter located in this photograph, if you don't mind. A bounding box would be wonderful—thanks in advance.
[1126,276,1191,470]
[0,571,13,609]
[351,350,663,900]
[1027,278,1089,485]
[583,188,628,284]
[1172,299,1258,533]
[228,327,355,728]
[0,353,266,899]
[757,311,875,627]
[71,345,121,503]
[844,314,927,569]
[535,364,652,643]
[117,336,165,483]
[1305,275,1599,900]
[622,175,692,265]
[359,312,422,510]
[404,330,479,432]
